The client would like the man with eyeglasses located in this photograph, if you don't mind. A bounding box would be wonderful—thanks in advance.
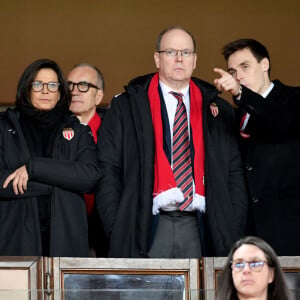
[68,63,108,257]
[68,63,104,125]
[96,26,248,258]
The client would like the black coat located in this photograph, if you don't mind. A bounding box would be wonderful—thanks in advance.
[237,80,300,255]
[0,108,101,256]
[96,74,248,257]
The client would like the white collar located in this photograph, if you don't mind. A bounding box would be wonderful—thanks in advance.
[159,80,190,99]
[262,82,274,98]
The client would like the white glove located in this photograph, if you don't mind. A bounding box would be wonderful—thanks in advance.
[152,187,184,215]
[189,193,206,213]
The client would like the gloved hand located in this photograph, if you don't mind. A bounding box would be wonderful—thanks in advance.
[189,193,206,212]
[152,187,184,215]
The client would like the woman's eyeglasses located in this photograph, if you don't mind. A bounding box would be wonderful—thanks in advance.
[231,260,268,272]
[31,81,60,92]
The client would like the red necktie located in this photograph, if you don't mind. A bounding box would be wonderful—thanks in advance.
[170,91,193,210]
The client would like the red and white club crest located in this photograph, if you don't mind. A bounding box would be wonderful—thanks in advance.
[62,128,74,141]
[210,103,219,117]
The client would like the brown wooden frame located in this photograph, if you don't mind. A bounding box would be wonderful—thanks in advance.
[0,256,43,300]
[52,257,200,300]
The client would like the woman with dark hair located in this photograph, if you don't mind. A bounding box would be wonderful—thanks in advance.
[0,59,101,257]
[217,236,290,300]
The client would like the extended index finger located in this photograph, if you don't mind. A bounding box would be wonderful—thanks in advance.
[213,67,228,77]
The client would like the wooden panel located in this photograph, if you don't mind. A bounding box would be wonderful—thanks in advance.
[0,257,43,300]
[52,257,200,300]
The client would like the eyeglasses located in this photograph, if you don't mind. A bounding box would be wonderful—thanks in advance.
[67,81,100,93]
[231,260,268,272]
[157,49,195,57]
[31,81,60,92]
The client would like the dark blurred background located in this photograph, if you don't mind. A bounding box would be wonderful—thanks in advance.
[1,0,299,107]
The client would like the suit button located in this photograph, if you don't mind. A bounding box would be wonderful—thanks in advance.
[252,197,259,203]
[246,165,253,171]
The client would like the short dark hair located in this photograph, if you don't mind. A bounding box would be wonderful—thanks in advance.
[71,63,105,91]
[16,58,70,111]
[156,26,196,52]
[217,236,290,300]
[222,39,271,76]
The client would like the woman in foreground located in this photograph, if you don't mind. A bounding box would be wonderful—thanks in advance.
[217,236,290,300]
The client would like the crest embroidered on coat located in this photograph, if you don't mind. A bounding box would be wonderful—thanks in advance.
[210,102,219,117]
[62,128,74,141]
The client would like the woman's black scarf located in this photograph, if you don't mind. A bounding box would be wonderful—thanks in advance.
[18,101,69,256]
[18,101,68,157]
